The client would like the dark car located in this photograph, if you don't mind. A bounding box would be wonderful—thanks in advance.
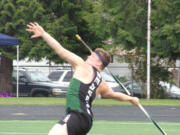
[12,69,67,97]
[123,81,145,98]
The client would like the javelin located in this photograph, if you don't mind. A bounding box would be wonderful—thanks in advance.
[75,34,168,135]
[119,81,168,135]
[75,34,93,53]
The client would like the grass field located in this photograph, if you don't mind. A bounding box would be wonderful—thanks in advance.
[0,97,180,106]
[0,98,179,135]
[0,120,179,135]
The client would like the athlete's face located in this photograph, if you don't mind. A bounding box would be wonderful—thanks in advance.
[86,52,102,65]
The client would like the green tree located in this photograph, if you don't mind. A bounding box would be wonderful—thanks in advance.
[37,0,110,63]
[0,0,109,94]
[102,0,180,98]
[151,0,180,60]
[0,0,45,93]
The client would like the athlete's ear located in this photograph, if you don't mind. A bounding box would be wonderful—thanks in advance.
[96,59,102,67]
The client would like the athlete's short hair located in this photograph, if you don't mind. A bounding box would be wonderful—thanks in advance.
[95,48,111,70]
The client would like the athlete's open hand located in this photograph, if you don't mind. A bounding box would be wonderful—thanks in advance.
[26,22,45,39]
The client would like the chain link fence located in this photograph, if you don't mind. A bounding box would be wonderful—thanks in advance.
[13,64,180,91]
[13,65,180,84]
[12,64,180,99]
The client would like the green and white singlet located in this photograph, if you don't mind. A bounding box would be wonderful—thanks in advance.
[65,67,102,118]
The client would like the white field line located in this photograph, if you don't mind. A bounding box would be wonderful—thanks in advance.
[0,120,54,123]
[95,122,180,126]
[0,122,179,135]
[0,121,180,125]
[0,132,103,135]
[0,132,47,135]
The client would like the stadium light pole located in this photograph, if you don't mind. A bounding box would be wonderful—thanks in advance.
[147,0,151,99]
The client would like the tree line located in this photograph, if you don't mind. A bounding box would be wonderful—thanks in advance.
[0,0,180,98]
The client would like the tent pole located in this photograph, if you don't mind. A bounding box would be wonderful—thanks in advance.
[16,45,19,98]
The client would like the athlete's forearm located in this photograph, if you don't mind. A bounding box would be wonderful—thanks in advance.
[112,92,132,101]
[26,22,83,67]
[42,32,65,55]
[41,32,84,68]
[111,92,139,106]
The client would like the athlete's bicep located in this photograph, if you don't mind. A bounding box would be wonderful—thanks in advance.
[97,80,115,98]
[42,32,84,68]
[57,48,84,68]
[97,80,134,101]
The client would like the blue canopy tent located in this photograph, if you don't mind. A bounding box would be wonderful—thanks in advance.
[0,33,20,98]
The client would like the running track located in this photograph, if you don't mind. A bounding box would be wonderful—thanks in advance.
[0,106,180,122]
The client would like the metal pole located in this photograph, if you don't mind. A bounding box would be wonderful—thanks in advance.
[0,52,1,67]
[16,45,19,98]
[177,60,180,85]
[147,0,151,99]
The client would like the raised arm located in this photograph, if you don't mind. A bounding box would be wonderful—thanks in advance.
[26,22,84,69]
[97,80,140,106]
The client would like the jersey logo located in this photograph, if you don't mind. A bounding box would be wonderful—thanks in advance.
[85,71,102,115]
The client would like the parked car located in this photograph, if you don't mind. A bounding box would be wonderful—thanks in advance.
[48,70,73,88]
[159,81,180,99]
[12,69,67,97]
[100,71,124,93]
[123,81,145,98]
[48,70,124,97]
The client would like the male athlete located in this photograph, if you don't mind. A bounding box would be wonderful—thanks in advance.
[26,22,140,135]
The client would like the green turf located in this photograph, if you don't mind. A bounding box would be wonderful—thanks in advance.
[0,120,179,135]
[0,97,180,106]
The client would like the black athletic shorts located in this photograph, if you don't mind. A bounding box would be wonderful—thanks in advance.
[59,111,93,135]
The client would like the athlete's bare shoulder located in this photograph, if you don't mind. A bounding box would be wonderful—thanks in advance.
[73,64,94,84]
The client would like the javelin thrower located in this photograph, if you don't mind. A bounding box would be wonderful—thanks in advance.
[26,22,140,135]
[75,34,168,135]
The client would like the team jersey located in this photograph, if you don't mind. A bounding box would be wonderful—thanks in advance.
[65,67,102,117]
